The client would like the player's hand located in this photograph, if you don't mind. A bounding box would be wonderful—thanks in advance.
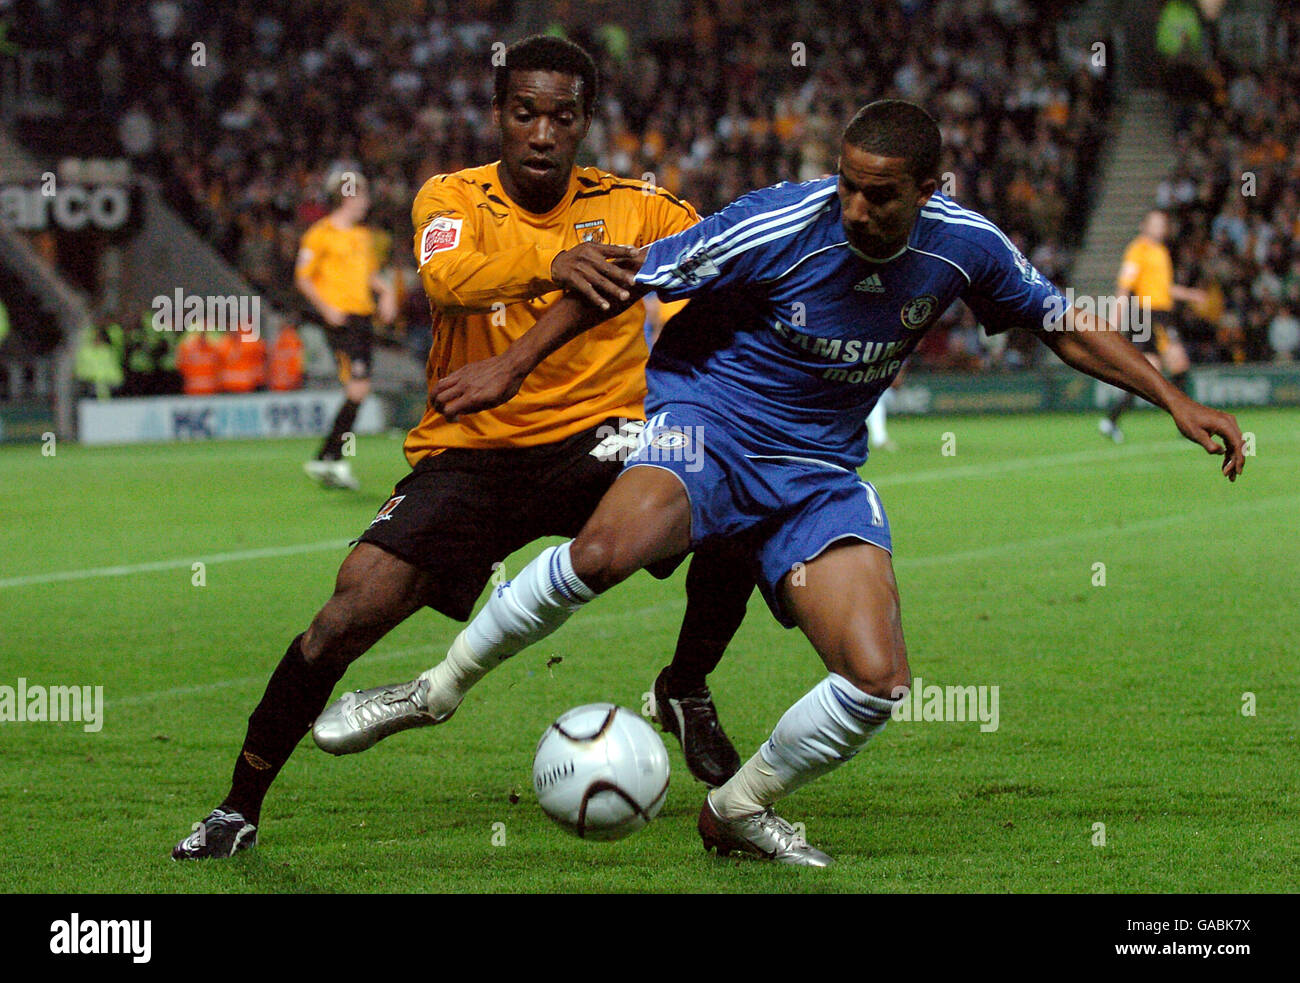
[550,242,642,310]
[319,304,347,328]
[433,354,524,421]
[1169,397,1246,481]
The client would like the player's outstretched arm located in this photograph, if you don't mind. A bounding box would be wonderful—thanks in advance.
[433,276,650,420]
[1035,306,1246,480]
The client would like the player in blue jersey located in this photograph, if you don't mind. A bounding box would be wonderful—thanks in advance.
[339,101,1246,865]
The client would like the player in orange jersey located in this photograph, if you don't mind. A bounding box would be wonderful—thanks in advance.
[1100,209,1207,442]
[175,36,754,859]
[296,171,397,489]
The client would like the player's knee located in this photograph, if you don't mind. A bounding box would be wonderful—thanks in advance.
[569,528,634,595]
[840,650,910,700]
[301,568,412,668]
[832,582,904,696]
[569,531,616,593]
[839,614,910,698]
[301,601,354,668]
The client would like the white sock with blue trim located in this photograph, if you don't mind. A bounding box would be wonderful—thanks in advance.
[709,673,900,819]
[419,542,595,715]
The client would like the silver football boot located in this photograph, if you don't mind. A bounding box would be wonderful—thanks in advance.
[313,677,456,755]
[697,794,834,866]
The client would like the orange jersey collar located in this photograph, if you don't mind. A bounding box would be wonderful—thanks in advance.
[491,162,582,226]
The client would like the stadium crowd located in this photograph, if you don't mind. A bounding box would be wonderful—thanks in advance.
[18,0,1300,380]
[36,0,1112,375]
[1157,2,1300,364]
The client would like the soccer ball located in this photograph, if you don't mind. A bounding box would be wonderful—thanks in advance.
[533,703,670,840]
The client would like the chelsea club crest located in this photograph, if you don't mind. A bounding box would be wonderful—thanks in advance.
[900,294,938,330]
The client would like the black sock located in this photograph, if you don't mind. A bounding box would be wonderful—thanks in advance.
[1171,370,1190,394]
[1108,392,1134,424]
[665,547,754,696]
[317,399,361,461]
[220,634,346,826]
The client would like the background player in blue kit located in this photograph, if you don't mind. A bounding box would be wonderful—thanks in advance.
[344,100,1246,865]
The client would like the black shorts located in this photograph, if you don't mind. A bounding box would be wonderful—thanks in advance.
[358,418,677,621]
[332,315,373,383]
[1134,310,1176,355]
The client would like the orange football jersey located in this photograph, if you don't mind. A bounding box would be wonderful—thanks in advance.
[1118,236,1174,312]
[404,162,698,462]
[296,219,380,317]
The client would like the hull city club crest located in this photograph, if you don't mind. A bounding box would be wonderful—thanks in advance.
[574,219,607,243]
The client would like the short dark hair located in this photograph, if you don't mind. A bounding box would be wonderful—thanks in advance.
[325,169,368,209]
[842,100,942,183]
[493,35,598,119]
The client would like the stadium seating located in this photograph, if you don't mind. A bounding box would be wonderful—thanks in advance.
[1158,4,1300,363]
[31,0,1113,371]
[25,2,1298,366]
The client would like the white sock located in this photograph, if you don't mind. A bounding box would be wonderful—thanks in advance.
[710,673,900,819]
[418,633,492,718]
[419,542,595,714]
[867,399,888,446]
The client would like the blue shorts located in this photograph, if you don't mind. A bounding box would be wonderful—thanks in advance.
[625,405,891,628]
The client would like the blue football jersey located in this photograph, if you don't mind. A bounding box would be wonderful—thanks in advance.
[634,177,1069,468]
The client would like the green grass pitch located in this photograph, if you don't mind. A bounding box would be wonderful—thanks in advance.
[1,407,1295,893]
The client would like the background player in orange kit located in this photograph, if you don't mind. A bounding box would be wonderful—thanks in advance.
[296,171,398,489]
[1100,208,1207,442]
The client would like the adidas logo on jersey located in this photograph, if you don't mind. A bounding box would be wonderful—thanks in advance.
[855,273,885,293]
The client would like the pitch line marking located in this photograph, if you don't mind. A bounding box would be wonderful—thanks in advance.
[884,438,1244,486]
[0,539,355,589]
[4,437,1280,590]
[106,598,672,708]
[895,493,1298,569]
[106,641,445,708]
[105,492,1292,708]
